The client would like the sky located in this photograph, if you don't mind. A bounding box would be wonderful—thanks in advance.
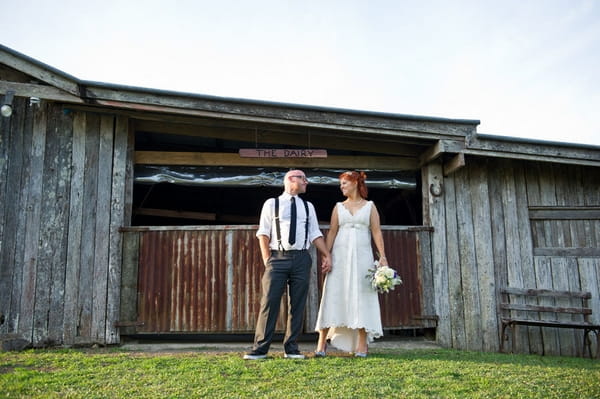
[4,0,600,146]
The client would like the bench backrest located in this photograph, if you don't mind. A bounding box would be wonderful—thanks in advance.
[500,287,592,321]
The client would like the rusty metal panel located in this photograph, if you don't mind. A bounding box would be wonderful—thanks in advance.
[230,229,288,332]
[136,227,286,333]
[135,226,427,334]
[316,228,425,330]
[379,230,423,328]
[137,229,229,332]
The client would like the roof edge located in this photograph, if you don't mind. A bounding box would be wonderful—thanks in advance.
[81,79,481,126]
[475,132,600,151]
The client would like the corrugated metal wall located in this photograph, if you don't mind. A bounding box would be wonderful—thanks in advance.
[127,226,431,335]
[135,227,288,333]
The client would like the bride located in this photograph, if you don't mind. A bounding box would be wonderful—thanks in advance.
[314,171,389,357]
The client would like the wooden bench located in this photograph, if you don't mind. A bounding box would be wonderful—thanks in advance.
[500,287,600,358]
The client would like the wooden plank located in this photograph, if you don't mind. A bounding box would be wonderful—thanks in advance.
[7,99,32,336]
[534,256,560,355]
[19,101,48,345]
[135,119,424,157]
[464,137,600,163]
[422,162,451,347]
[63,112,86,345]
[419,140,465,165]
[454,166,483,351]
[538,163,558,254]
[106,115,129,344]
[135,151,419,171]
[502,287,591,298]
[418,230,436,318]
[500,160,529,352]
[123,121,135,226]
[33,103,58,345]
[500,303,591,314]
[443,174,466,348]
[579,259,600,327]
[514,162,542,354]
[135,208,216,221]
[551,257,575,356]
[0,97,27,336]
[90,115,114,342]
[470,160,498,351]
[529,208,600,220]
[555,165,574,248]
[77,113,100,341]
[464,149,600,168]
[0,49,81,95]
[118,232,140,336]
[0,96,9,334]
[533,248,600,257]
[566,257,585,356]
[488,159,509,351]
[0,80,84,103]
[443,152,465,176]
[82,86,478,137]
[47,105,73,344]
[239,148,327,158]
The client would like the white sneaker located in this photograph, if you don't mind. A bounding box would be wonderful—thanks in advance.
[243,353,267,360]
[284,352,305,359]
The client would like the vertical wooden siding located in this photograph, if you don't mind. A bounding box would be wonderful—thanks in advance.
[426,157,600,356]
[0,102,130,346]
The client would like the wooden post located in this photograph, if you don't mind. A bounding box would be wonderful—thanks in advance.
[422,161,451,347]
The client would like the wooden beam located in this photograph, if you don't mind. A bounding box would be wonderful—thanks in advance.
[134,208,216,221]
[463,149,600,168]
[443,152,465,176]
[77,97,467,142]
[133,119,425,157]
[134,151,419,170]
[533,247,600,257]
[529,207,600,220]
[419,139,465,165]
[0,80,84,103]
[0,50,81,95]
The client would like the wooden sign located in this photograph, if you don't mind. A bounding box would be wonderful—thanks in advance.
[239,149,328,158]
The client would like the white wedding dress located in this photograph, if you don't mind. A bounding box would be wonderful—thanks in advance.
[314,201,383,352]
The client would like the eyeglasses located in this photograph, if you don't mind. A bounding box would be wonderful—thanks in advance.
[290,175,308,181]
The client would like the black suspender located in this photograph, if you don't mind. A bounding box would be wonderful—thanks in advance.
[274,197,283,251]
[274,197,309,250]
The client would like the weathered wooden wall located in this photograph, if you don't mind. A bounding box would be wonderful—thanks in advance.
[425,156,600,356]
[0,99,131,346]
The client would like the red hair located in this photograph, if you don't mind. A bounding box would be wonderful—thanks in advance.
[339,171,368,199]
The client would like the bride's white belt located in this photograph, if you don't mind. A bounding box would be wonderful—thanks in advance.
[339,223,368,230]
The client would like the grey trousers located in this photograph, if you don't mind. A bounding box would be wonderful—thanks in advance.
[251,250,312,354]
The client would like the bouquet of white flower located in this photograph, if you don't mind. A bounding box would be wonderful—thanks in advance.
[366,260,403,294]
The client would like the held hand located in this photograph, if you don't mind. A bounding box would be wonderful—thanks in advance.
[378,257,389,267]
[321,255,332,273]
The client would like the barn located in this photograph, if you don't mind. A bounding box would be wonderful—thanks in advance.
[1,44,599,356]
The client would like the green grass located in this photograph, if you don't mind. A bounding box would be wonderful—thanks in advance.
[1,347,599,398]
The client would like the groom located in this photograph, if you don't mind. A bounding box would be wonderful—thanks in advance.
[244,169,331,360]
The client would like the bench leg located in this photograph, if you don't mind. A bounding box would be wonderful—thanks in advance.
[500,322,512,353]
[583,329,592,358]
[583,328,600,359]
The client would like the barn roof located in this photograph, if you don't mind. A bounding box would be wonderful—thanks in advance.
[1,44,599,169]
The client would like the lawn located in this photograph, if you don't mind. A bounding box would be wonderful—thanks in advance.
[1,347,599,398]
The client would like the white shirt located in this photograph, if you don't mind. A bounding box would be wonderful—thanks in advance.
[256,192,323,250]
